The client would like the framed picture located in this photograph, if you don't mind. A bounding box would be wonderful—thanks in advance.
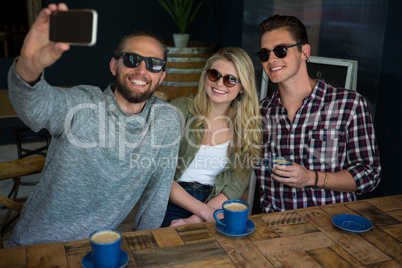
[307,56,358,91]
[260,56,359,100]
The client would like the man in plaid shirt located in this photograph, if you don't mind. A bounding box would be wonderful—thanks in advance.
[254,15,381,213]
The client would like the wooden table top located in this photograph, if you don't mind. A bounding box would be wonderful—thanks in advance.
[1,194,401,267]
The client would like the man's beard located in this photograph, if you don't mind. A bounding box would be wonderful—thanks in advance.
[115,69,158,103]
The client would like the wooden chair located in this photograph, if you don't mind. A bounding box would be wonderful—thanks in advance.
[0,196,22,248]
[0,156,45,248]
[13,126,50,159]
[5,126,50,202]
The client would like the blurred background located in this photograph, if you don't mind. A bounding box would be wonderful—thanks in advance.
[0,0,401,199]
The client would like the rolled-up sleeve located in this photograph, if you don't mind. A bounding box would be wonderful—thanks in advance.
[346,95,381,194]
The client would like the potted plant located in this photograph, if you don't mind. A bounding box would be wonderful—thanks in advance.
[157,0,205,47]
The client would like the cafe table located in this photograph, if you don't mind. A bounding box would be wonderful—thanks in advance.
[1,194,401,267]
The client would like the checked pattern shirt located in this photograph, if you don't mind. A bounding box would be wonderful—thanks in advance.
[254,80,381,213]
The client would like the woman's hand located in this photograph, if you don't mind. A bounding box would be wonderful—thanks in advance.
[169,215,204,227]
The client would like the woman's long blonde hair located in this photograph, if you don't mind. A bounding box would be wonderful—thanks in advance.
[187,47,262,175]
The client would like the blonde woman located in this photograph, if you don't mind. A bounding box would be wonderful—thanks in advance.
[162,47,262,227]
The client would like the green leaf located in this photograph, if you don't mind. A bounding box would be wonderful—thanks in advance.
[157,0,205,34]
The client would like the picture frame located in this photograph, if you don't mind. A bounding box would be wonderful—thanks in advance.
[260,56,359,101]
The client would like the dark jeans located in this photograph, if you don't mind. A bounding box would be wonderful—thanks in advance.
[161,182,212,227]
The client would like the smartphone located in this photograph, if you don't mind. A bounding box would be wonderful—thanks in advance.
[49,10,98,46]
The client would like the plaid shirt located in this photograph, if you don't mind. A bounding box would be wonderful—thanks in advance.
[255,80,381,213]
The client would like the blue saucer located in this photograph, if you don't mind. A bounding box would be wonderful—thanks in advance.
[82,249,129,268]
[332,214,373,233]
[215,219,255,237]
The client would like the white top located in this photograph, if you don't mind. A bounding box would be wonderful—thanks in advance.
[177,140,230,186]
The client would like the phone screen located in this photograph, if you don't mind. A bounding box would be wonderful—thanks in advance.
[49,10,97,46]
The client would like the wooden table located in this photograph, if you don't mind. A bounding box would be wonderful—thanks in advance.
[1,195,401,267]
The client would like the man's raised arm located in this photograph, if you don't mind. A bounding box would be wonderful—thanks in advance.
[15,3,70,85]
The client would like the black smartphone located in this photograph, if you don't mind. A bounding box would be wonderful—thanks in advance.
[49,10,98,46]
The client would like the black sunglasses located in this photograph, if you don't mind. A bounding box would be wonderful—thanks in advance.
[115,52,166,73]
[206,69,241,88]
[256,43,302,62]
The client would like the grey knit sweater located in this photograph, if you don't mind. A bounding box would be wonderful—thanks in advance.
[7,63,180,247]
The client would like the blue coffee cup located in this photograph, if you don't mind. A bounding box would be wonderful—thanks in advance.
[213,200,249,234]
[89,229,122,268]
[265,157,292,178]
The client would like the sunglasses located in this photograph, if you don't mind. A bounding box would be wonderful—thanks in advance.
[115,52,166,73]
[256,43,302,62]
[206,69,241,88]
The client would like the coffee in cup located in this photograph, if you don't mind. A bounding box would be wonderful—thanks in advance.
[273,159,291,164]
[214,200,249,234]
[224,202,248,211]
[91,230,120,244]
[89,229,122,268]
[265,156,292,178]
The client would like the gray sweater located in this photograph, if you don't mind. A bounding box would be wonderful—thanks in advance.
[7,63,180,247]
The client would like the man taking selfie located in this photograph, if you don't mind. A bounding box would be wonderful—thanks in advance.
[7,3,180,247]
